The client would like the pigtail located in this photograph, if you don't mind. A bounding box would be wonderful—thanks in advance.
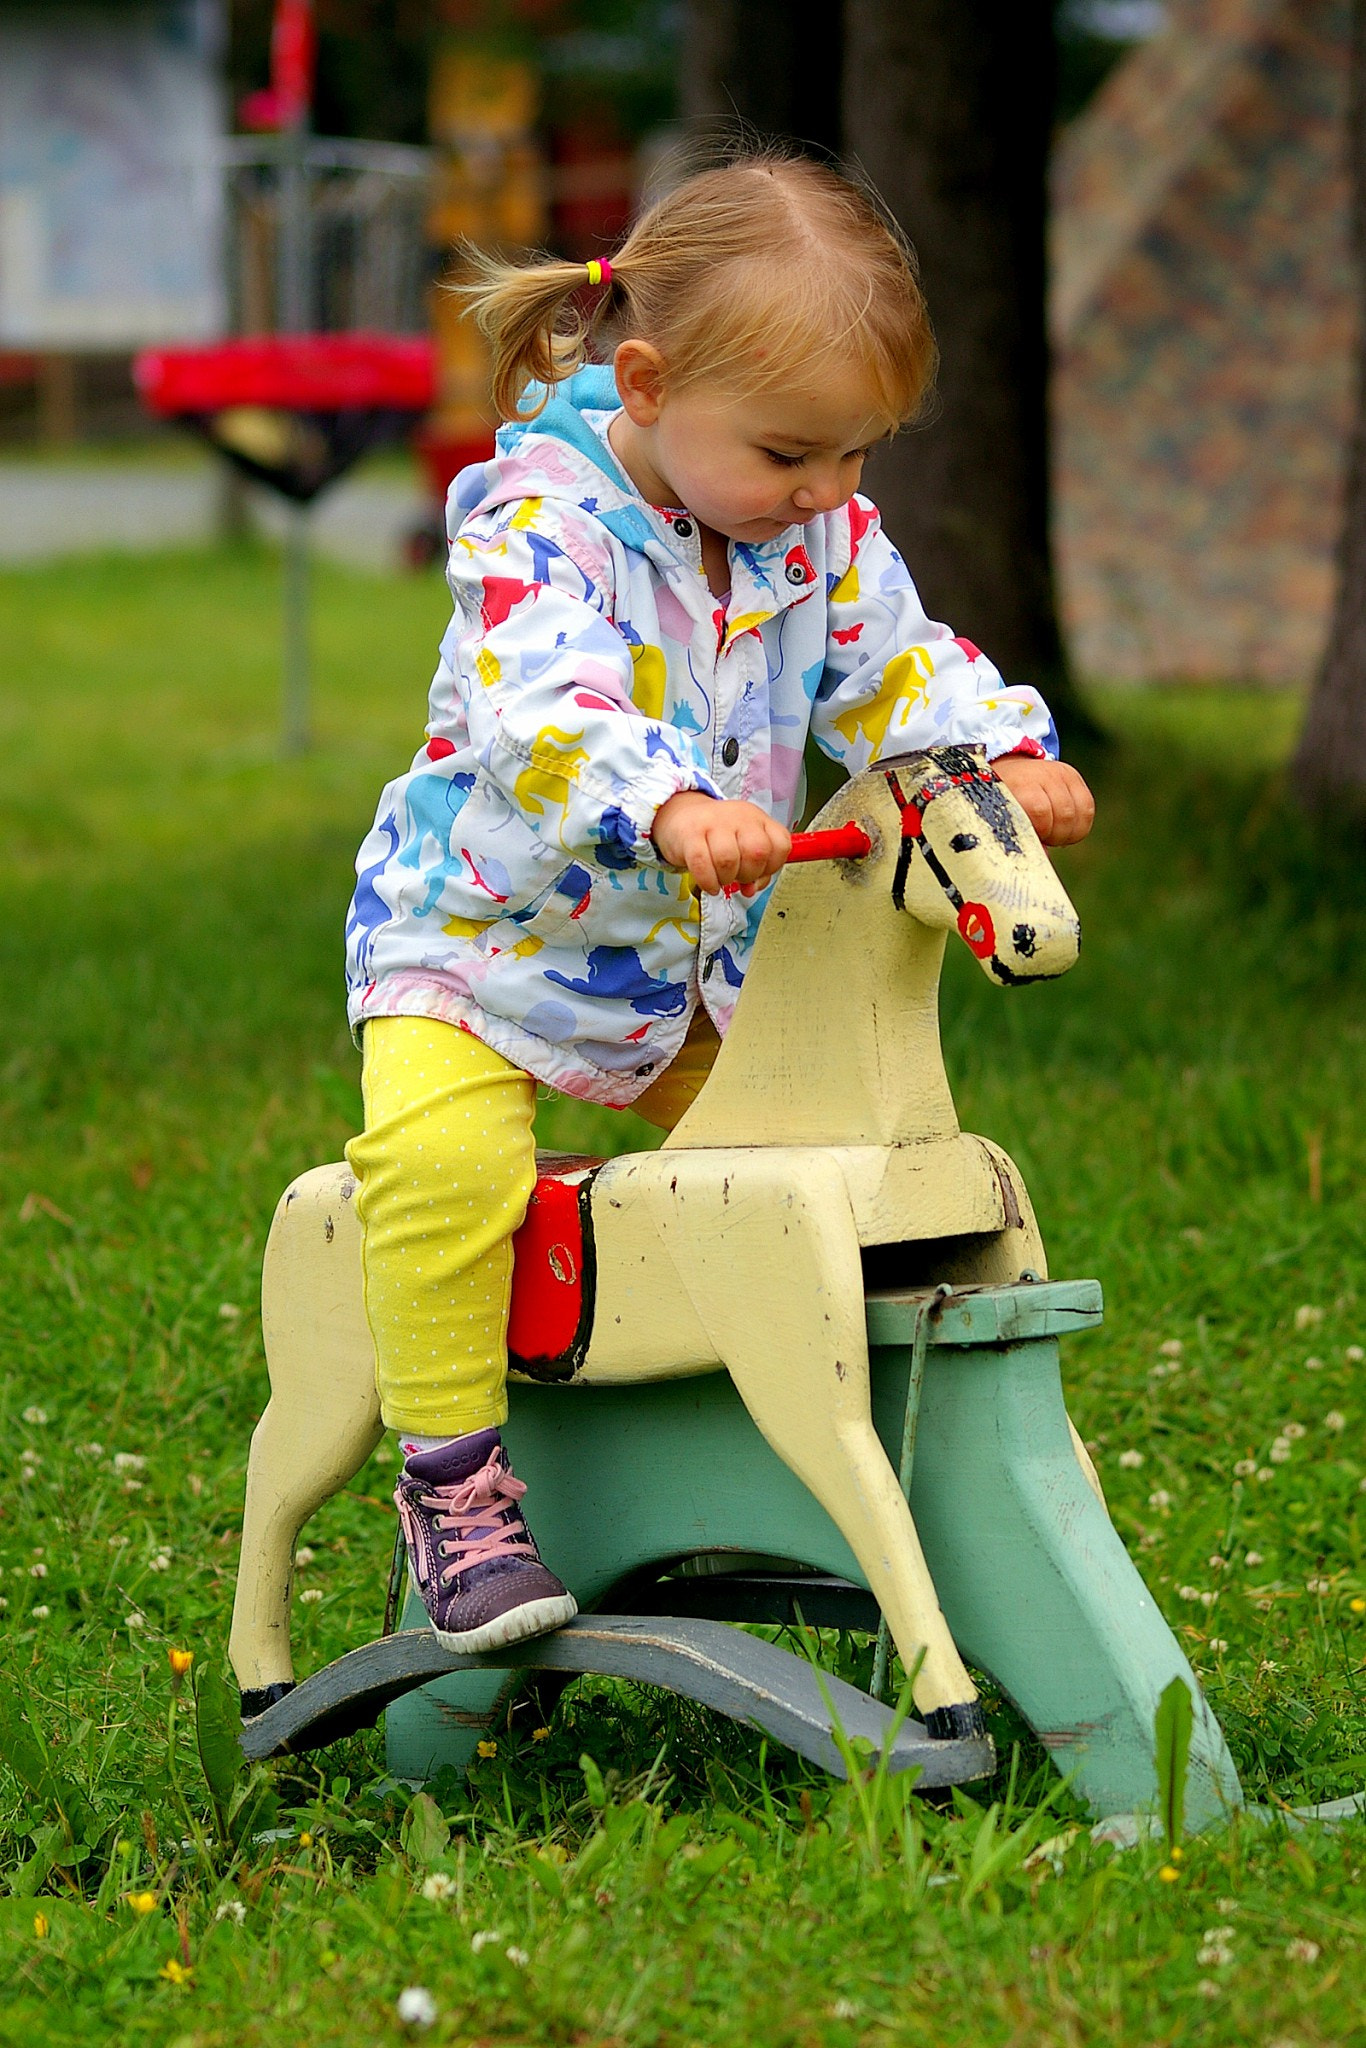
[456,247,615,423]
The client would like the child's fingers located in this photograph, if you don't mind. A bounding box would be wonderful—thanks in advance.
[688,836,723,894]
[734,819,787,885]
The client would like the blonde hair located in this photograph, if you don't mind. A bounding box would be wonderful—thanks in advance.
[460,153,936,427]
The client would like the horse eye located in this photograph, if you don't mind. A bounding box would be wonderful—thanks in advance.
[950,832,979,852]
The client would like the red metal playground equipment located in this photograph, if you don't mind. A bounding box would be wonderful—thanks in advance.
[136,334,436,751]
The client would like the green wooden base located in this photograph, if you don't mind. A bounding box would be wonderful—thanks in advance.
[385,1282,1242,1826]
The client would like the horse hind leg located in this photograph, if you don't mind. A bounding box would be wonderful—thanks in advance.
[649,1151,980,1729]
[229,1164,383,1710]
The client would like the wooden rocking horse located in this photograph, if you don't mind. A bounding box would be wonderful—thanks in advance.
[230,747,1243,1825]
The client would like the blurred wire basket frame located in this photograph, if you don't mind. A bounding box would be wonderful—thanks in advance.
[221,135,435,339]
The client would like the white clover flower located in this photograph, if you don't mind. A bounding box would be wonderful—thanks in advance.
[830,1998,861,2021]
[1256,1467,1275,1482]
[1325,1411,1346,1433]
[1208,1638,1228,1653]
[505,1946,529,1968]
[396,1986,437,2029]
[126,1611,147,1630]
[218,1303,242,1321]
[1245,1551,1264,1567]
[1199,1590,1218,1608]
[1178,1585,1201,1602]
[1281,1422,1307,1440]
[1305,1356,1324,1371]
[28,1562,46,1579]
[470,1930,503,1954]
[75,1442,104,1459]
[1295,1305,1325,1331]
[1269,1440,1292,1464]
[122,1478,144,1494]
[1233,1458,1257,1477]
[214,1899,247,1924]
[107,1534,129,1549]
[1307,1577,1333,1596]
[21,1406,47,1426]
[295,1547,316,1567]
[112,1453,146,1474]
[31,1604,50,1620]
[420,1872,456,1902]
[1118,1449,1144,1470]
[1196,1928,1235,1967]
[1208,1555,1226,1571]
[20,1450,40,1468]
[299,1587,324,1605]
[1148,1489,1173,1510]
[1195,1979,1220,2000]
[1160,1339,1184,1358]
[1346,1345,1364,1363]
[148,1552,171,1572]
[1285,1938,1321,1963]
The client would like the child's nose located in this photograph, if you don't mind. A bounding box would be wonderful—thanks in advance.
[793,471,848,515]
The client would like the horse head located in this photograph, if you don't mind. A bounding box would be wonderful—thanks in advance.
[880,747,1081,986]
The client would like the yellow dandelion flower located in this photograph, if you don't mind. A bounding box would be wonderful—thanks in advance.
[126,1891,158,1915]
[167,1648,194,1677]
[158,1958,193,1986]
[32,1912,48,1939]
[1350,1597,1366,1615]
[476,1739,498,1760]
[299,1832,313,1848]
[1158,1865,1181,1883]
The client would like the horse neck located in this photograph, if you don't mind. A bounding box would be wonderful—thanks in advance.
[664,790,960,1151]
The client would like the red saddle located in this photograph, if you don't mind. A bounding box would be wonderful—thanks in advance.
[507,1155,602,1381]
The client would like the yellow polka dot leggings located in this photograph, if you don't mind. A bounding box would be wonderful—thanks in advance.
[345,1012,717,1436]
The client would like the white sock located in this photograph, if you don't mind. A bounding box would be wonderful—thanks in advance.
[399,1433,458,1457]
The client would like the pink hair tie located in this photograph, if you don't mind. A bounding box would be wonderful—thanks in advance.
[585,259,613,288]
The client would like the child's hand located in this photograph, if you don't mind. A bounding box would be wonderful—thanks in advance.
[652,792,792,896]
[992,755,1095,848]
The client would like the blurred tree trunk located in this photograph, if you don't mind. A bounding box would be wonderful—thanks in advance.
[842,0,1097,749]
[679,0,843,160]
[1294,0,1366,814]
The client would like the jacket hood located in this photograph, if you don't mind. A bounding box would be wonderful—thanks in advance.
[448,367,662,557]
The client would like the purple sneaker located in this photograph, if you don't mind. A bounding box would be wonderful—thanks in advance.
[394,1429,577,1654]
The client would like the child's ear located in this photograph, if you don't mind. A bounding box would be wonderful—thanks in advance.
[613,340,668,425]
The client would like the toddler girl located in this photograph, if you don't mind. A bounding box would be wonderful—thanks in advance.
[344,154,1094,1656]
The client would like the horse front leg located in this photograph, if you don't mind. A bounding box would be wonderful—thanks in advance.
[229,1165,383,1710]
[646,1151,981,1733]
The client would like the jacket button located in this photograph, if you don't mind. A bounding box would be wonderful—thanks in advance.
[721,736,740,766]
[673,517,694,540]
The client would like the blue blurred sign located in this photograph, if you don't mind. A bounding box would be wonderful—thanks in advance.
[0,0,226,347]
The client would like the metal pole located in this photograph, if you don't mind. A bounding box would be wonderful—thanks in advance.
[282,499,312,755]
[277,120,310,332]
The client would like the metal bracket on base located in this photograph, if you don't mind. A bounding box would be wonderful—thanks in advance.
[239,1613,995,1787]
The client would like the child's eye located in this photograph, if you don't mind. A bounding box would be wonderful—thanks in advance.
[762,449,805,468]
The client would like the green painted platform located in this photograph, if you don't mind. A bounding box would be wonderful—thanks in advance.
[383,1281,1242,1826]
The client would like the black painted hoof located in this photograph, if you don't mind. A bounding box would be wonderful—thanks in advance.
[925,1700,987,1742]
[241,1680,297,1721]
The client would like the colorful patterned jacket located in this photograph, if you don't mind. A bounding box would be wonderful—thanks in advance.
[346,366,1058,1105]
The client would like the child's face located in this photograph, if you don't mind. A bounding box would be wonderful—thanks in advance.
[612,345,892,543]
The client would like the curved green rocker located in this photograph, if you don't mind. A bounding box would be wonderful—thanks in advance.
[229,748,1241,1828]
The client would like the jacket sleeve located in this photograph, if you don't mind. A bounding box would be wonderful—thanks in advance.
[809,498,1060,773]
[442,507,720,871]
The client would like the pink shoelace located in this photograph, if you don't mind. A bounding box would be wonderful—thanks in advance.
[398,1453,537,1587]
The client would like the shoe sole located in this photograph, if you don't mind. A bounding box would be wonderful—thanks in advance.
[430,1592,578,1657]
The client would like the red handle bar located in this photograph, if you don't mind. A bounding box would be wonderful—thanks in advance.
[719,821,871,896]
[786,823,872,863]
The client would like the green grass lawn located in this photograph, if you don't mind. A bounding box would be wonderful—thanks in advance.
[1,547,1364,2044]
